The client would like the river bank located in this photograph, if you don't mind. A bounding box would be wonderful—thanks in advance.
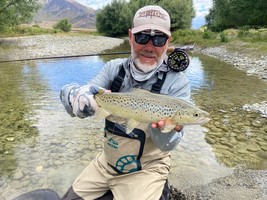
[198,42,267,82]
[1,35,266,82]
[0,35,266,200]
[0,34,124,62]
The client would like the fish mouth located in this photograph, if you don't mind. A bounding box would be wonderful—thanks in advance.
[197,117,211,125]
[182,117,211,125]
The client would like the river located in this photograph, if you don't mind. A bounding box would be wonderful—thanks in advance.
[0,41,266,199]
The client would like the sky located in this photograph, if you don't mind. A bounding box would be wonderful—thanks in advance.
[192,0,213,29]
[75,0,213,29]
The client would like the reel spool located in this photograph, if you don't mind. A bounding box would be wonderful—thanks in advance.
[167,48,190,72]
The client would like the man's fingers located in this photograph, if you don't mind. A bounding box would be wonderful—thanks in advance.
[151,123,157,128]
[175,125,183,132]
[151,120,165,129]
[104,90,111,93]
[151,120,183,132]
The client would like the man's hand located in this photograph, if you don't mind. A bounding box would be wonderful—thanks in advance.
[60,84,100,118]
[151,120,183,132]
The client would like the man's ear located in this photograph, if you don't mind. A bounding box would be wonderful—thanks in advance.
[128,29,133,45]
[167,36,172,46]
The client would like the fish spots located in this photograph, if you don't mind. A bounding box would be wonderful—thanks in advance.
[95,89,209,125]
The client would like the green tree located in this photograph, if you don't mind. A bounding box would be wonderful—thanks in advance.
[160,0,195,30]
[53,18,72,32]
[96,0,132,36]
[206,0,267,31]
[0,0,39,32]
[96,0,195,36]
[128,0,195,31]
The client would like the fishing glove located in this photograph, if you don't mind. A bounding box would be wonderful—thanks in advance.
[149,127,184,151]
[60,84,99,118]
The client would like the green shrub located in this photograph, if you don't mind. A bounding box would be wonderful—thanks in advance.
[220,32,229,42]
[202,30,213,39]
[53,19,72,32]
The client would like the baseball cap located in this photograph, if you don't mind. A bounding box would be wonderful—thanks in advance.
[132,5,171,36]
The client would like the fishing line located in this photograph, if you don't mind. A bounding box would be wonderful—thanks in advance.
[0,52,132,63]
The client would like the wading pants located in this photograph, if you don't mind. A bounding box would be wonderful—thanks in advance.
[61,152,169,200]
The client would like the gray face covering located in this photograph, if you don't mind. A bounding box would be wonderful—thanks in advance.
[129,59,161,82]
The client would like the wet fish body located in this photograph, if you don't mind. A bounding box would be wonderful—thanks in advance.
[94,89,210,133]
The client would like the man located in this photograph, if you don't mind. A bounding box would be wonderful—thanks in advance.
[60,5,190,200]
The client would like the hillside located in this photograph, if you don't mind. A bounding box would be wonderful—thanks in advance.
[33,0,97,28]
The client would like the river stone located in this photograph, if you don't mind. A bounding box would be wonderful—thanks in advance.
[208,131,224,138]
[221,126,229,132]
[237,149,249,154]
[220,141,234,148]
[50,139,61,145]
[229,138,238,145]
[54,160,61,166]
[257,151,267,159]
[13,170,24,180]
[6,136,15,142]
[88,144,95,151]
[214,121,221,127]
[233,129,241,133]
[210,127,223,132]
[236,122,246,126]
[256,141,267,147]
[35,165,43,173]
[236,135,247,142]
[205,137,216,144]
[217,149,233,158]
[247,145,261,152]
[251,120,262,127]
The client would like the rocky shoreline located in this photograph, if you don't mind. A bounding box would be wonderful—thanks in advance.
[0,34,124,61]
[0,35,266,200]
[197,44,267,120]
[198,44,267,82]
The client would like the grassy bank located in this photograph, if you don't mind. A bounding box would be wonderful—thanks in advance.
[1,25,266,54]
[0,25,99,38]
[171,28,267,53]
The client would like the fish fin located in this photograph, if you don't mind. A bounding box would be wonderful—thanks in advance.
[96,107,110,118]
[161,124,176,133]
[125,119,140,134]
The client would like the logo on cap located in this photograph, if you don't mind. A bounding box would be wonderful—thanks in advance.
[138,9,168,21]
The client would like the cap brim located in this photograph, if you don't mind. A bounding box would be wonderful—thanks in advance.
[132,24,171,36]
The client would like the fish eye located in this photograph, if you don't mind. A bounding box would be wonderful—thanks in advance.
[194,113,199,117]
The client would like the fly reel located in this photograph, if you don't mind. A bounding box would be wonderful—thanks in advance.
[167,48,190,72]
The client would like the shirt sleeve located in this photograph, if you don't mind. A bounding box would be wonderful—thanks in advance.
[169,72,191,102]
[88,58,126,89]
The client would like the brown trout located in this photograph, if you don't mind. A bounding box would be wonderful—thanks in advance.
[94,88,210,133]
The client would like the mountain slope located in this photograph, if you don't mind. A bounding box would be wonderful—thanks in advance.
[33,0,96,28]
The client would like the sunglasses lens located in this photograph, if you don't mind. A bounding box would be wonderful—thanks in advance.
[153,36,168,47]
[135,33,150,44]
[134,33,168,47]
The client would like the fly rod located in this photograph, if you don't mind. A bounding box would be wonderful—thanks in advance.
[0,46,193,64]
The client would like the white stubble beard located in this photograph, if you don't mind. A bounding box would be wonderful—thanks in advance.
[131,46,167,73]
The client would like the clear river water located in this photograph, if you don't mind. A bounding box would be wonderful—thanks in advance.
[0,43,266,198]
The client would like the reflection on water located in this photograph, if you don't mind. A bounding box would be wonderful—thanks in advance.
[0,45,266,198]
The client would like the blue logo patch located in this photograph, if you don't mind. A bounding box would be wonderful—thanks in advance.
[107,137,118,149]
[116,155,138,173]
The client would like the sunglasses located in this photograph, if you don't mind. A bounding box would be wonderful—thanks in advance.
[134,32,169,47]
